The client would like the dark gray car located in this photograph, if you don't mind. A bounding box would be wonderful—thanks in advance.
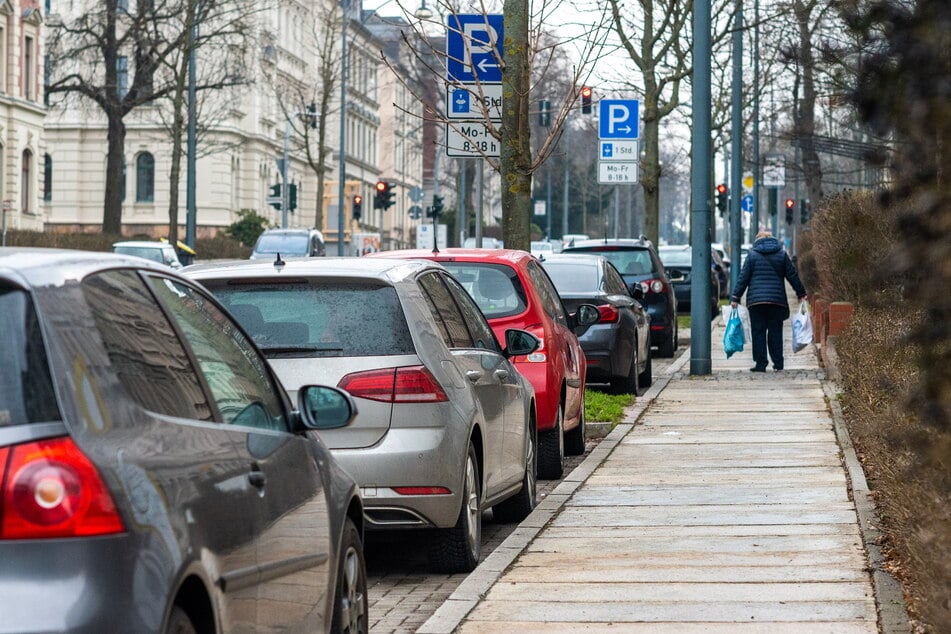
[0,248,367,634]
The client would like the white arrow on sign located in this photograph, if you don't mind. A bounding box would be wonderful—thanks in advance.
[476,58,499,74]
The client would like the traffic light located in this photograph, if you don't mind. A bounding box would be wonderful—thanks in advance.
[352,194,363,221]
[716,183,728,214]
[428,194,444,218]
[306,102,317,129]
[580,86,592,114]
[288,183,298,212]
[374,181,387,210]
[268,183,282,210]
[538,99,550,127]
[785,198,795,224]
[800,199,811,224]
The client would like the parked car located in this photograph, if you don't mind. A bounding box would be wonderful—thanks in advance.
[185,257,539,573]
[462,237,504,249]
[710,245,730,298]
[250,227,326,259]
[370,249,599,480]
[560,238,679,357]
[561,233,590,249]
[657,244,721,316]
[111,240,183,269]
[530,240,554,258]
[0,247,366,634]
[540,254,652,393]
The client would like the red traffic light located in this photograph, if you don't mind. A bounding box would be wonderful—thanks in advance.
[785,198,795,209]
[375,181,387,193]
[716,183,727,194]
[580,86,592,98]
[353,195,362,205]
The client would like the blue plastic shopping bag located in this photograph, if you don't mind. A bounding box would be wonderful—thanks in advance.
[724,307,745,358]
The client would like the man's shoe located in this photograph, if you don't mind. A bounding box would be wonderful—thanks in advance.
[774,367,784,372]
[750,366,766,373]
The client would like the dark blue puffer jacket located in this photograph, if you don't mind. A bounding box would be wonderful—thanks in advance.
[731,237,806,310]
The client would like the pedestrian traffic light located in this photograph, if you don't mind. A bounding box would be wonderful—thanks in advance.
[268,183,282,210]
[580,86,592,114]
[716,183,728,214]
[374,181,387,210]
[784,198,795,224]
[800,199,811,224]
[352,194,362,220]
[288,183,298,212]
[538,99,551,127]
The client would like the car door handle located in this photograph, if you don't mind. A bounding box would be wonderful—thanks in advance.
[466,370,483,383]
[494,369,510,381]
[248,468,267,489]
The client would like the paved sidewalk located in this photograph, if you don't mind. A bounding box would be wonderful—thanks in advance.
[420,303,901,633]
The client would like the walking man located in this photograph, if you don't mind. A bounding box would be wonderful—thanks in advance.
[730,231,808,372]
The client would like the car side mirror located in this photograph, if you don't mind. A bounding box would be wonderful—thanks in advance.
[297,385,357,430]
[504,329,541,357]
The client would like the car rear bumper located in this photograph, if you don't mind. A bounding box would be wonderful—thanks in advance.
[579,326,624,378]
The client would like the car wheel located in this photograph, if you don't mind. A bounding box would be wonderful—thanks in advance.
[610,344,639,395]
[638,341,653,388]
[492,422,537,523]
[429,445,482,573]
[537,404,565,480]
[331,518,368,634]
[564,403,586,456]
[164,606,197,634]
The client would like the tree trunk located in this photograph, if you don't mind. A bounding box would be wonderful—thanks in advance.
[104,113,126,234]
[641,96,661,245]
[501,0,532,251]
[795,0,823,206]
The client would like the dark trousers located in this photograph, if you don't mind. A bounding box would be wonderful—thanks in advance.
[748,304,787,369]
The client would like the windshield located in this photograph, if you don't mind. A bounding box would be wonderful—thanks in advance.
[0,287,60,425]
[563,247,654,277]
[440,262,527,319]
[659,249,692,268]
[253,234,309,256]
[203,280,415,357]
[113,245,167,264]
[542,262,599,293]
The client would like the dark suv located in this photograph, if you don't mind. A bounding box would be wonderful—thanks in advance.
[560,238,678,357]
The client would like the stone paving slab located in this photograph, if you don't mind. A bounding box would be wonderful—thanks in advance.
[552,504,860,526]
[539,523,862,539]
[586,466,849,486]
[459,622,878,634]
[568,485,849,505]
[484,581,874,602]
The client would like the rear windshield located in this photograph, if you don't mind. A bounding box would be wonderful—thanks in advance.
[440,262,527,319]
[202,280,415,357]
[0,287,60,425]
[113,245,167,263]
[542,261,599,293]
[563,247,655,277]
[659,249,692,267]
[253,234,309,256]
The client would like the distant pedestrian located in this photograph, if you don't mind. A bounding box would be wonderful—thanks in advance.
[730,231,807,372]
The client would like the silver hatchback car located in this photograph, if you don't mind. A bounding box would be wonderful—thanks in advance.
[186,257,540,573]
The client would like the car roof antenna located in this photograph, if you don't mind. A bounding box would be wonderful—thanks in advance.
[274,253,285,272]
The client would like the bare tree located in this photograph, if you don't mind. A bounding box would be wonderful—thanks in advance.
[46,0,258,235]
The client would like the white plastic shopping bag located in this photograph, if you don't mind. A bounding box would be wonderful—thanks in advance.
[721,304,751,343]
[792,302,813,353]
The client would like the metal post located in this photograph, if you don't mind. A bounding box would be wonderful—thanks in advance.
[185,9,198,249]
[282,120,290,228]
[458,159,466,245]
[690,0,713,375]
[1,207,6,247]
[613,186,620,239]
[545,165,552,240]
[769,187,778,235]
[729,0,743,292]
[750,0,760,243]
[475,160,484,247]
[562,150,569,238]
[336,0,349,255]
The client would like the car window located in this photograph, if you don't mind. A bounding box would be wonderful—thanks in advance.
[113,245,165,264]
[541,261,600,294]
[148,276,287,431]
[418,273,474,348]
[204,279,415,357]
[81,271,212,421]
[442,274,501,352]
[441,262,527,319]
[659,248,692,268]
[0,286,60,426]
[527,260,567,325]
[602,262,630,295]
[565,247,655,277]
[253,233,310,256]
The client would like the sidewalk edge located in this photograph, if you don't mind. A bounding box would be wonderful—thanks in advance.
[417,346,688,634]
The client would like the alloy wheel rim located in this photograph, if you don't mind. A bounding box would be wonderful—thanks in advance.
[464,456,480,552]
[526,429,536,504]
[340,546,366,633]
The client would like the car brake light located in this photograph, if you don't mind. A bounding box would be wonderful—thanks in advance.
[512,324,547,363]
[597,305,619,323]
[1,437,125,539]
[338,366,448,403]
[639,279,666,294]
[392,487,451,495]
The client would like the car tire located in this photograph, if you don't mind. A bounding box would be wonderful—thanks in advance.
[492,423,537,523]
[610,344,639,395]
[164,606,197,634]
[537,404,565,480]
[564,404,586,456]
[638,341,653,388]
[429,445,482,573]
[331,518,368,634]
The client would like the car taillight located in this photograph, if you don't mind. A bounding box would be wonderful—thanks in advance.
[1,437,125,539]
[512,324,547,363]
[338,366,448,403]
[639,279,666,294]
[597,305,619,323]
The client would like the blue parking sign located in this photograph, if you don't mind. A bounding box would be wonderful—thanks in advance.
[447,15,504,83]
[598,100,640,139]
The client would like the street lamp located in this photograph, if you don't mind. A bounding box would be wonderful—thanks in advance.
[414,0,432,19]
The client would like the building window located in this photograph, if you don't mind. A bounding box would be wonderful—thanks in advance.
[136,152,154,202]
[24,36,33,100]
[21,150,32,212]
[43,154,52,202]
[117,56,128,98]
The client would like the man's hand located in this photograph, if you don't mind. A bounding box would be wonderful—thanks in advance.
[730,301,738,308]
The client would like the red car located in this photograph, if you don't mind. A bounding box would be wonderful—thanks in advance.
[371,249,597,479]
